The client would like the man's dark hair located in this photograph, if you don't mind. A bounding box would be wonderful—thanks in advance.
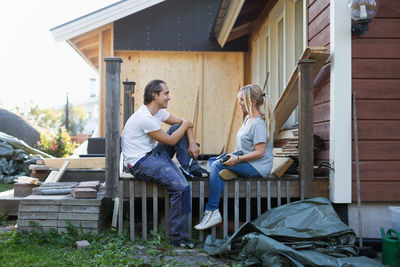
[143,79,166,104]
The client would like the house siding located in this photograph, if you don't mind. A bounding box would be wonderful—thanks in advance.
[351,0,400,201]
[308,0,330,164]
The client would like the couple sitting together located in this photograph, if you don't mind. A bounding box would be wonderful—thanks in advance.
[121,79,275,248]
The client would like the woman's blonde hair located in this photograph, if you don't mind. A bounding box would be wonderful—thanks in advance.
[238,84,275,143]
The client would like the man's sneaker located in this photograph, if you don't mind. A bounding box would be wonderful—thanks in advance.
[219,169,239,180]
[170,237,195,249]
[190,167,209,178]
[194,209,222,230]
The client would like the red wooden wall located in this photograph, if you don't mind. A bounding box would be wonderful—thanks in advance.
[308,0,330,164]
[351,0,400,201]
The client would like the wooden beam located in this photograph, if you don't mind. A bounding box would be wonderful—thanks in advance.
[99,29,112,137]
[227,23,251,42]
[72,35,99,51]
[273,47,329,137]
[43,158,105,169]
[44,161,70,183]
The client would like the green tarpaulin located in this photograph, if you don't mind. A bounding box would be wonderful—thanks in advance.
[204,197,379,267]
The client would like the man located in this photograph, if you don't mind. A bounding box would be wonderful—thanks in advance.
[122,79,208,247]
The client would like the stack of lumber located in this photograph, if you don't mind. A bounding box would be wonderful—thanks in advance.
[29,161,49,181]
[17,191,111,234]
[13,176,41,197]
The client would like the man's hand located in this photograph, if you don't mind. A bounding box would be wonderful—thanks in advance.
[188,142,200,159]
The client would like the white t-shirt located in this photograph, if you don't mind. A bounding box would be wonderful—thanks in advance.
[122,105,170,166]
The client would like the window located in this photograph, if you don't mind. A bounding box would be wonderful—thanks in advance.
[251,0,306,128]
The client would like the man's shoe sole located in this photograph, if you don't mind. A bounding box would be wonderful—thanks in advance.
[219,169,239,180]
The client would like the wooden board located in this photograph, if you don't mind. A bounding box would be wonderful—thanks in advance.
[308,5,329,40]
[44,161,70,183]
[308,0,329,24]
[361,19,400,39]
[351,161,400,181]
[273,47,330,137]
[117,51,244,154]
[353,79,400,99]
[43,158,105,169]
[352,181,400,202]
[271,157,294,178]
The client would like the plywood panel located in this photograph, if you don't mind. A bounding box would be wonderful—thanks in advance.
[352,181,400,201]
[352,161,400,181]
[353,39,400,59]
[356,100,400,120]
[202,53,244,154]
[353,59,400,79]
[116,51,243,154]
[353,79,400,99]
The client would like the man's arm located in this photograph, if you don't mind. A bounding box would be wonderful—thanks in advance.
[164,115,200,159]
[148,119,192,146]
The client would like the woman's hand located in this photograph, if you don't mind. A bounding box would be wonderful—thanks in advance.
[222,154,239,166]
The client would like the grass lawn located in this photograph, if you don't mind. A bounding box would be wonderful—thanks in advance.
[0,184,13,193]
[0,225,235,267]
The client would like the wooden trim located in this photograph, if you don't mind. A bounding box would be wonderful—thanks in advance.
[217,0,246,47]
[329,0,352,203]
[249,0,279,47]
[43,158,105,169]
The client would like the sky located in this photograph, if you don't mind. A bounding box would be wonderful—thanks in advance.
[0,0,119,110]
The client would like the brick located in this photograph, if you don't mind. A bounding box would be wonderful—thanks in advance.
[71,188,97,199]
[76,240,90,249]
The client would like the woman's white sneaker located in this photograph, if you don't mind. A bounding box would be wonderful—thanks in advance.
[194,209,222,230]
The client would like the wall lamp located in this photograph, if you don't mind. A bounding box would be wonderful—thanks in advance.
[348,0,378,36]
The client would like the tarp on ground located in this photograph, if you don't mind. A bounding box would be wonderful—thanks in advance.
[204,197,379,267]
[0,131,52,183]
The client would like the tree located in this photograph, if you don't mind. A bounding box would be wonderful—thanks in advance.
[62,104,88,135]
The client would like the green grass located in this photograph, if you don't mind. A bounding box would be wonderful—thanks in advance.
[0,183,13,193]
[0,224,199,267]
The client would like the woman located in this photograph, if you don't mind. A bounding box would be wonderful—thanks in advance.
[194,84,275,230]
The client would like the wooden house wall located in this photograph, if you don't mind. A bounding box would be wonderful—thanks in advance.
[308,0,330,165]
[351,0,400,201]
[115,51,244,154]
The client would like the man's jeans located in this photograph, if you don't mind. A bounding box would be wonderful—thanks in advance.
[129,124,200,241]
[205,157,260,211]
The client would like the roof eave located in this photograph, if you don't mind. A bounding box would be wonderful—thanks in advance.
[50,0,165,43]
[216,0,246,48]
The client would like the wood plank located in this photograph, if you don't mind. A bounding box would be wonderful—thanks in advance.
[129,180,135,241]
[375,0,400,18]
[352,181,400,202]
[274,47,330,136]
[353,59,400,79]
[355,100,400,120]
[314,121,330,141]
[308,0,329,24]
[309,25,330,47]
[353,39,400,59]
[356,120,400,140]
[351,161,400,181]
[360,19,400,39]
[353,79,400,99]
[314,82,330,105]
[308,5,330,40]
[313,102,330,123]
[44,161,70,183]
[356,141,400,160]
[43,158,105,169]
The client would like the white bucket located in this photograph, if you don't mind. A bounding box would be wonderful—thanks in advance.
[389,206,400,232]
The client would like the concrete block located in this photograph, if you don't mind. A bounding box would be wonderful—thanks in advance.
[58,220,99,228]
[76,181,100,191]
[71,188,97,199]
[76,240,90,249]
[17,226,57,232]
[59,228,99,234]
[20,195,67,205]
[18,212,59,220]
[17,219,58,227]
[59,205,100,214]
[59,213,100,221]
[61,195,104,206]
[18,205,59,213]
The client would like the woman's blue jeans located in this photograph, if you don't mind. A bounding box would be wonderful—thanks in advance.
[205,157,261,211]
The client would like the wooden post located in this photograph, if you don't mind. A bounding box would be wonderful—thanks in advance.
[298,59,315,199]
[123,81,136,126]
[104,57,123,198]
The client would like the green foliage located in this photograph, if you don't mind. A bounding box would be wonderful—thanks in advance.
[0,184,13,193]
[0,209,9,227]
[13,101,89,136]
[36,128,76,158]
